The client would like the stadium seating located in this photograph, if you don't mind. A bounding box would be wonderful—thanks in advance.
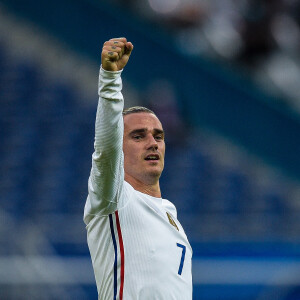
[0,6,300,299]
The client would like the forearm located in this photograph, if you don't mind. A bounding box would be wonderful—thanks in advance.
[94,66,123,155]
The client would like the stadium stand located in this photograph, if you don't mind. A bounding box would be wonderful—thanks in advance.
[0,1,300,299]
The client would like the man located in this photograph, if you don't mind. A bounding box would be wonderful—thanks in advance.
[84,37,192,299]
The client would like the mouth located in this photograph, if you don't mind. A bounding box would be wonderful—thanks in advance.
[144,154,160,161]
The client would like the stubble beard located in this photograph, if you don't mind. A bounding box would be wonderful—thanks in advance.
[142,164,164,185]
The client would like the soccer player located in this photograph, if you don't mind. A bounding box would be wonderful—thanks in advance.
[84,37,192,299]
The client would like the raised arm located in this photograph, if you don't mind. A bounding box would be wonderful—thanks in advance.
[84,38,133,222]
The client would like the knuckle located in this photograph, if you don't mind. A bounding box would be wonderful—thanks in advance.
[104,45,113,51]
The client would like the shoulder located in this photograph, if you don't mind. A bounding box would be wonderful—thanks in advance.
[123,181,135,194]
[162,199,177,218]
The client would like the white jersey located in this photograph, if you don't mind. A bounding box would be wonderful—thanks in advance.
[84,67,193,300]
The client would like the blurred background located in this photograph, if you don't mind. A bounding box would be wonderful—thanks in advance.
[0,0,300,299]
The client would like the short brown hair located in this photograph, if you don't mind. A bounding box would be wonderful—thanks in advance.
[122,106,156,116]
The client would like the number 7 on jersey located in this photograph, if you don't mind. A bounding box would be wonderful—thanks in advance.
[176,243,186,275]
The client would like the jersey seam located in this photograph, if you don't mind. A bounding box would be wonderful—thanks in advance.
[86,186,132,220]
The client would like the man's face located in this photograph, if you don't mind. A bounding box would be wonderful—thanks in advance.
[123,112,165,184]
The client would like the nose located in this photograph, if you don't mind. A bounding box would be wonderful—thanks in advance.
[146,135,158,151]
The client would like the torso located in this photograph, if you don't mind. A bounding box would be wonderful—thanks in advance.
[86,182,193,300]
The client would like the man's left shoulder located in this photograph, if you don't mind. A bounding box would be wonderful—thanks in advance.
[162,199,178,219]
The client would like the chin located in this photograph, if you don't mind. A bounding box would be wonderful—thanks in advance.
[146,168,163,179]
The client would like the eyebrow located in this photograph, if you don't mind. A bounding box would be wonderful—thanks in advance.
[129,128,164,136]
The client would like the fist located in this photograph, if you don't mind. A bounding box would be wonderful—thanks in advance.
[102,37,133,72]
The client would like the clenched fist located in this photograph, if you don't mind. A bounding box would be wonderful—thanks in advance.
[102,37,133,72]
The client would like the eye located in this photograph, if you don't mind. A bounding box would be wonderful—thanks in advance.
[133,135,143,140]
[155,135,164,141]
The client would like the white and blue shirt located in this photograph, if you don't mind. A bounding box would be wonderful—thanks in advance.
[84,67,193,300]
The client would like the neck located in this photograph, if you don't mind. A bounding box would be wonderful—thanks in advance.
[125,174,161,198]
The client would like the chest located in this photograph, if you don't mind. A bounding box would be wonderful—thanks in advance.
[118,197,192,279]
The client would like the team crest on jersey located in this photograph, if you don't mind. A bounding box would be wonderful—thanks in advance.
[166,212,179,231]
